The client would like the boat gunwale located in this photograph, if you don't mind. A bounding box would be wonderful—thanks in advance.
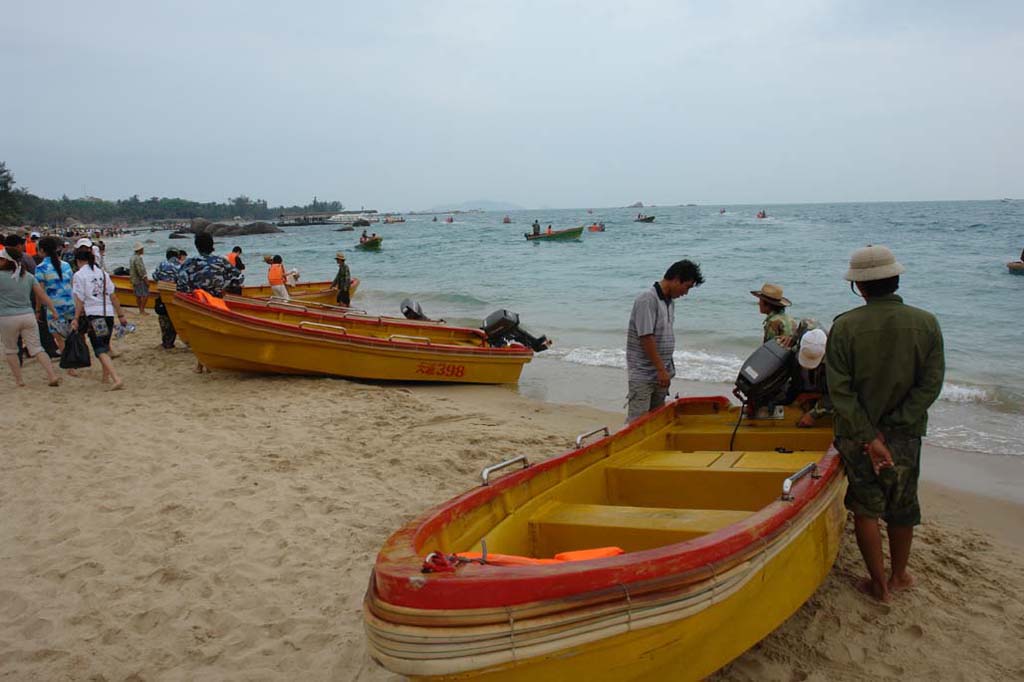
[220,296,489,340]
[370,396,842,610]
[171,291,534,358]
[524,226,584,241]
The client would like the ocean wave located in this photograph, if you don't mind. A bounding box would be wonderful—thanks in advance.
[926,425,1020,457]
[554,347,998,404]
[939,383,990,403]
[554,347,743,384]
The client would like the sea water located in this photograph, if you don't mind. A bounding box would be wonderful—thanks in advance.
[115,200,1023,456]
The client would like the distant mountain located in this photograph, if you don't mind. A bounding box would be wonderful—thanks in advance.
[427,199,525,212]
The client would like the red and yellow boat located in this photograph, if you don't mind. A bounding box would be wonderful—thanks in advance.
[364,397,845,680]
[157,282,534,384]
[113,274,355,309]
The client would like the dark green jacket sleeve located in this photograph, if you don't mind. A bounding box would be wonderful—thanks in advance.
[825,322,877,442]
[887,319,945,430]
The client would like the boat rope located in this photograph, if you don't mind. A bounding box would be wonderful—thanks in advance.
[505,607,517,661]
[706,562,718,604]
[618,583,633,632]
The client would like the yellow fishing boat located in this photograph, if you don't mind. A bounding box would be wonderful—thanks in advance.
[364,397,846,680]
[113,274,353,309]
[157,283,535,384]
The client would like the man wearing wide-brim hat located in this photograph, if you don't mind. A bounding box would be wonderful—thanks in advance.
[750,283,795,344]
[825,244,944,604]
[128,241,150,315]
[331,251,352,306]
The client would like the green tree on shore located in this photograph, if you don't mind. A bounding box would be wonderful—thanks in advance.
[0,162,22,225]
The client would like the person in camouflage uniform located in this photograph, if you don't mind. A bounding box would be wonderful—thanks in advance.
[750,283,795,344]
[331,252,352,305]
[152,248,183,349]
[826,245,944,604]
[176,233,243,373]
[175,233,243,298]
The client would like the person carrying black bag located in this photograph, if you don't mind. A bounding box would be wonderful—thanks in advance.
[70,244,126,390]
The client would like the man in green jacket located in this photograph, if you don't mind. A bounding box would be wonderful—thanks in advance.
[826,245,944,603]
[332,251,351,305]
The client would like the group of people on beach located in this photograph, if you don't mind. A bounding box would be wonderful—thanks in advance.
[627,245,944,604]
[1,230,357,383]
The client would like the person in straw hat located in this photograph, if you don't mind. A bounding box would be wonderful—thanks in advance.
[750,282,795,344]
[331,251,352,305]
[826,244,944,603]
[128,241,149,314]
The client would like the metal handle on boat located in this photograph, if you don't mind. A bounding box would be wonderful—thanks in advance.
[298,321,347,334]
[388,334,431,344]
[781,463,821,501]
[574,426,610,449]
[480,456,529,486]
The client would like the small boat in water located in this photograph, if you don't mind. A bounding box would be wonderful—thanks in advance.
[1008,261,1024,275]
[157,283,539,384]
[525,226,584,241]
[587,222,605,232]
[634,214,655,223]
[364,397,845,680]
[383,215,406,224]
[502,216,512,224]
[357,236,383,250]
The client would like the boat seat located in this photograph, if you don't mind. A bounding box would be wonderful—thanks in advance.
[606,465,794,512]
[529,502,752,555]
[632,450,820,472]
[662,426,832,453]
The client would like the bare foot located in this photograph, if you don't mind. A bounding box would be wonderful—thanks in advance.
[109,380,125,391]
[66,369,79,377]
[48,377,62,387]
[16,381,26,388]
[856,577,892,603]
[889,573,917,592]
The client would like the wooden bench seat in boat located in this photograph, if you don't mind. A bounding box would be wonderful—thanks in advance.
[529,502,752,555]
[606,450,822,512]
[663,426,830,452]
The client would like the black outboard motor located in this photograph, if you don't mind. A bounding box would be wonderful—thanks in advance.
[481,309,550,353]
[733,340,793,418]
[400,298,428,321]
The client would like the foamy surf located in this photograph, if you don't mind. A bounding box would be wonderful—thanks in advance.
[552,347,998,404]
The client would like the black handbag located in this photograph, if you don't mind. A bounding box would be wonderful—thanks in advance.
[59,331,92,369]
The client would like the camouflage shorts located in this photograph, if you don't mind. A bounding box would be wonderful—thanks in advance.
[835,433,921,526]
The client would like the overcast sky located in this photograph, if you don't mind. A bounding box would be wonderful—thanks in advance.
[3,1,1022,210]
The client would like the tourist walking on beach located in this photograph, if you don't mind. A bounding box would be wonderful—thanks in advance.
[332,252,351,305]
[1,246,61,387]
[176,233,243,373]
[751,283,795,345]
[71,246,127,390]
[152,248,182,350]
[625,259,704,423]
[826,245,944,603]
[128,242,149,314]
[4,235,37,275]
[267,255,288,300]
[33,237,76,354]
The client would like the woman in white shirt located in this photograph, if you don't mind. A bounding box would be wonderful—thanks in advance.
[71,246,127,390]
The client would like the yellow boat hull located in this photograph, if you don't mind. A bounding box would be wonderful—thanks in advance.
[113,275,352,309]
[162,288,532,384]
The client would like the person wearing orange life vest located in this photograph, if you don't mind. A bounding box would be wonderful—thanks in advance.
[267,255,289,300]
[25,233,40,258]
[225,246,245,271]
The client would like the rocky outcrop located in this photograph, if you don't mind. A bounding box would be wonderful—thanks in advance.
[187,218,282,237]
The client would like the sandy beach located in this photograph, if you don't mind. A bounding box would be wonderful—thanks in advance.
[4,315,1024,681]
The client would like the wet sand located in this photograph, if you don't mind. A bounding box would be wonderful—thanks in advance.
[4,315,1023,680]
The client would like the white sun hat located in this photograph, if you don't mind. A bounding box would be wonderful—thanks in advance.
[844,244,905,282]
[797,328,828,369]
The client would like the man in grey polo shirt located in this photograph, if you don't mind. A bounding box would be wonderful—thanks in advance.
[625,259,704,422]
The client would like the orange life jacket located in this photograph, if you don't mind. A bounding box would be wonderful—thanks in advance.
[226,252,239,266]
[268,263,285,285]
[25,239,37,257]
[194,289,230,311]
[455,546,624,567]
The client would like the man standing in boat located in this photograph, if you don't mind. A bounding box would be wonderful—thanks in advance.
[624,259,704,423]
[827,245,944,603]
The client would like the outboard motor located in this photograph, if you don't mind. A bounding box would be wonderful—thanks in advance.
[481,309,550,353]
[733,340,793,419]
[400,298,428,321]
